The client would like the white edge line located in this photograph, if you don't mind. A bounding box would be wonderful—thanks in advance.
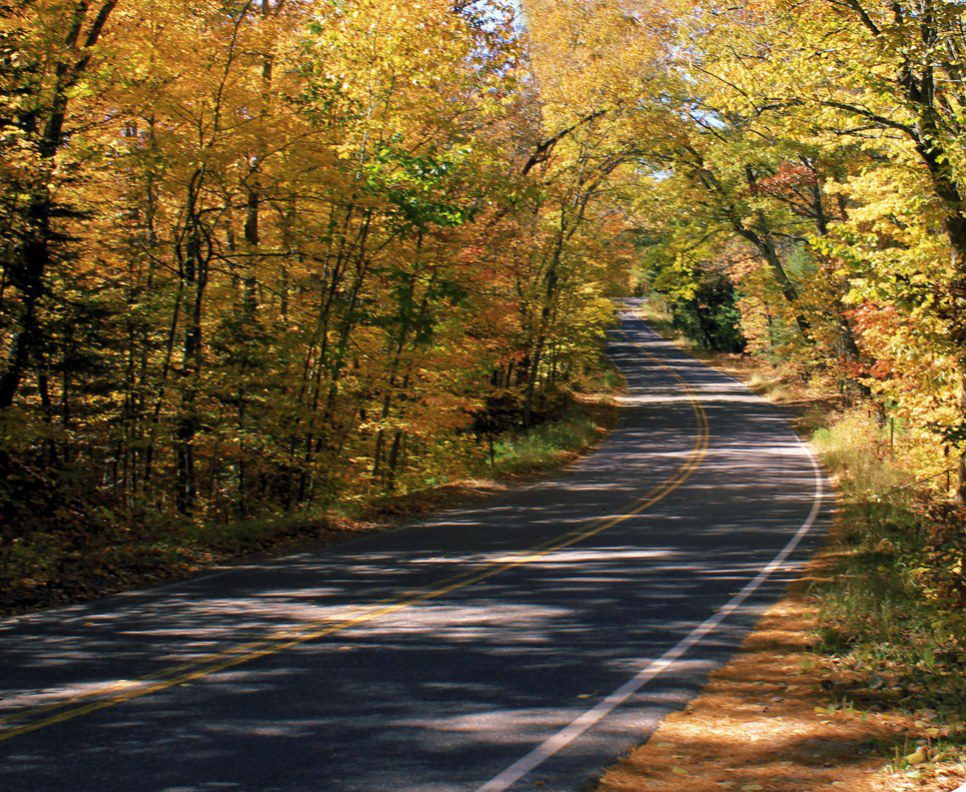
[476,444,826,792]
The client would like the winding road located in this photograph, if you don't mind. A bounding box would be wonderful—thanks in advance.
[0,301,831,791]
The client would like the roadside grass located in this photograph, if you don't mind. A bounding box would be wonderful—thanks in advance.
[0,366,624,616]
[483,407,616,477]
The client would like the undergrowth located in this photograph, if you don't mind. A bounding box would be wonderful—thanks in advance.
[811,412,965,753]
[0,374,622,616]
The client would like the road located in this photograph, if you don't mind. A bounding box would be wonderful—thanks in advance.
[0,302,830,791]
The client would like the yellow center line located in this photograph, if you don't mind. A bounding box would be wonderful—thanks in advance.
[0,327,709,742]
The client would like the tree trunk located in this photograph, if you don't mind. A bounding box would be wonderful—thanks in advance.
[944,214,966,502]
[175,206,207,515]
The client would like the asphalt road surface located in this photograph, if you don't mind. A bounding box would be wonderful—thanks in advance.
[0,301,831,791]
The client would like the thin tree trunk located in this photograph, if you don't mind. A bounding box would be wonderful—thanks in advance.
[944,215,966,502]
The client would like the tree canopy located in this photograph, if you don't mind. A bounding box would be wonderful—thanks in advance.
[1,0,963,542]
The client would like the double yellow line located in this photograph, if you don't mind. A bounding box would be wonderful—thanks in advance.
[0,330,710,743]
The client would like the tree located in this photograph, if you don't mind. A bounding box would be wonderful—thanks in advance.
[684,0,966,496]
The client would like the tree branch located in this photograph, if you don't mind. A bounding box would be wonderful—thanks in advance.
[521,109,607,175]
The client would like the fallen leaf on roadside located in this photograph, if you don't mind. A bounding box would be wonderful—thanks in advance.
[905,748,926,765]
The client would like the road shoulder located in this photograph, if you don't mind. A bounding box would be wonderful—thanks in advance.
[597,546,964,792]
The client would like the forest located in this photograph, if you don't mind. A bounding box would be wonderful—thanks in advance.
[0,0,963,594]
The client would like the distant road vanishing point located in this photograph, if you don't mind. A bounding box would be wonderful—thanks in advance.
[0,299,830,791]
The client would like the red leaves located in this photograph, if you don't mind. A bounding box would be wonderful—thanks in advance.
[748,162,818,198]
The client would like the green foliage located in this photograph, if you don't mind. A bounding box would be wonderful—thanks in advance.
[363,142,474,232]
[668,272,745,353]
[483,411,607,476]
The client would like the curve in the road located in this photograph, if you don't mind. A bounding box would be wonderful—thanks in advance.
[0,301,831,792]
[479,438,823,791]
